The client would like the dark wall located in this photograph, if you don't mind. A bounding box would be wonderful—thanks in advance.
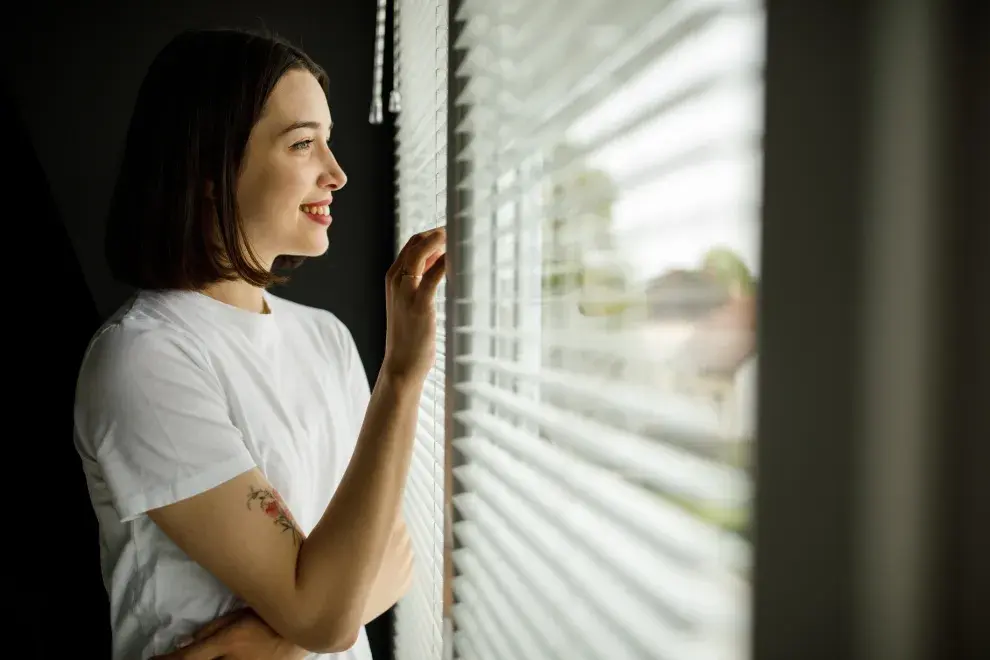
[4,1,396,657]
[4,0,395,374]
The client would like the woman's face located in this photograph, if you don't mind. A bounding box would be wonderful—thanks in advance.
[235,69,347,268]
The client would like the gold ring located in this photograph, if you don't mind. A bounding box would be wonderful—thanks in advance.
[399,269,422,279]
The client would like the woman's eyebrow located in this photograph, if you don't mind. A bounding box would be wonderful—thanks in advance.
[277,120,333,137]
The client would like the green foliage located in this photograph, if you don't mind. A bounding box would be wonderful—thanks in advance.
[702,247,756,296]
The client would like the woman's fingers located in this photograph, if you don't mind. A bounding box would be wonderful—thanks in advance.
[403,228,447,277]
[419,253,446,295]
[150,609,246,658]
[382,226,447,381]
[388,227,443,277]
[190,609,248,641]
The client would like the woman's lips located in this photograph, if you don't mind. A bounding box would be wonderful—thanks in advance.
[300,203,332,226]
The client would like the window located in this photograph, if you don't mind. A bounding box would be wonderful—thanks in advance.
[390,2,989,658]
[390,0,449,658]
[447,0,764,658]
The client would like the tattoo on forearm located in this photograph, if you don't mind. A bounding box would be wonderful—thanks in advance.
[246,485,303,547]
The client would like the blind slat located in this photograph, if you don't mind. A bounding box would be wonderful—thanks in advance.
[452,578,533,660]
[451,605,507,660]
[453,462,704,658]
[454,434,746,632]
[394,1,448,658]
[452,493,644,658]
[456,381,749,504]
[456,411,750,571]
[457,354,727,439]
[454,524,598,659]
[452,548,580,659]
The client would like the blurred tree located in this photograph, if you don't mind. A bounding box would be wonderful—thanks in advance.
[541,142,637,318]
[701,246,757,297]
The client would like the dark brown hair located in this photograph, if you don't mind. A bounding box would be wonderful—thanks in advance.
[105,28,329,290]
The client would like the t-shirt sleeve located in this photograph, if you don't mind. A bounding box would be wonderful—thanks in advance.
[74,326,257,523]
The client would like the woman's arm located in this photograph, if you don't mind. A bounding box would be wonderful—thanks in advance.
[361,515,414,624]
[161,514,411,659]
[148,229,446,653]
[151,609,311,660]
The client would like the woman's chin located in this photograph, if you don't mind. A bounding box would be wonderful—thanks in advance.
[292,233,331,257]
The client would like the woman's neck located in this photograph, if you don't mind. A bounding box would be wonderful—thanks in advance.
[200,279,269,314]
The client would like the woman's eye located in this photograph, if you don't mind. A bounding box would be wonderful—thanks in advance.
[291,138,333,152]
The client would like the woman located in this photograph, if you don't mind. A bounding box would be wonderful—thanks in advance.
[73,28,445,659]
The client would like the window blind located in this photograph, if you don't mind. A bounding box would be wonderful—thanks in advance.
[448,0,764,658]
[391,0,449,659]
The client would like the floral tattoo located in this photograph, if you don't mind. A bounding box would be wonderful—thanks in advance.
[246,485,303,547]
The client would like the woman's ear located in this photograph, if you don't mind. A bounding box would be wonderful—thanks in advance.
[204,180,215,200]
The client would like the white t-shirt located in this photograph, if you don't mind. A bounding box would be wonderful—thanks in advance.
[73,288,375,660]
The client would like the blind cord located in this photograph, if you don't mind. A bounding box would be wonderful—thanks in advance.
[369,0,388,124]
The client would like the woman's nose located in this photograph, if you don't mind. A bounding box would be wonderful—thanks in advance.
[320,163,347,191]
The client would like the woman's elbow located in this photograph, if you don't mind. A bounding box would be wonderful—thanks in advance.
[298,621,361,654]
[324,626,362,654]
[291,600,364,654]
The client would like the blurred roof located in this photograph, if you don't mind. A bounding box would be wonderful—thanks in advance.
[671,295,757,378]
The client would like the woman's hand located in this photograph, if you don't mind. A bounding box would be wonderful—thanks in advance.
[151,608,311,660]
[383,227,447,383]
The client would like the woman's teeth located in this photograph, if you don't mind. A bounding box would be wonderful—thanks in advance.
[301,205,330,216]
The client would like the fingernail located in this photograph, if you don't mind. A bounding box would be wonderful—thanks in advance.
[176,635,194,649]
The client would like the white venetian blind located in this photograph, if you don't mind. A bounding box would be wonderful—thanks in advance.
[449,0,764,658]
[391,0,448,659]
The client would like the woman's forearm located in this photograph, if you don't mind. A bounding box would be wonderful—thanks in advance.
[360,566,401,625]
[292,371,423,648]
[361,517,414,625]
